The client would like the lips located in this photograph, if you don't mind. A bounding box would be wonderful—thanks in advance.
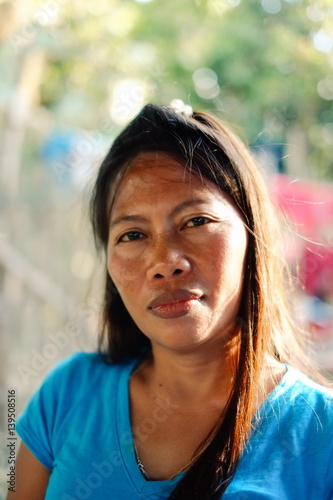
[148,289,202,319]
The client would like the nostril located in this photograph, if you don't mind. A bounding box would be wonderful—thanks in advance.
[173,269,183,275]
[155,273,164,278]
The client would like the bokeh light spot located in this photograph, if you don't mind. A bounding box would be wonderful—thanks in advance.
[312,29,333,54]
[261,0,282,14]
[109,78,148,125]
[317,77,333,101]
[193,67,220,99]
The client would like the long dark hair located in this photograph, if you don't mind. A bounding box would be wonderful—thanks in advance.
[90,104,319,499]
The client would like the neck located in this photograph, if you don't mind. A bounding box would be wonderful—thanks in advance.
[136,336,240,407]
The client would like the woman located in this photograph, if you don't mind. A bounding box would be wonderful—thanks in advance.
[11,102,333,499]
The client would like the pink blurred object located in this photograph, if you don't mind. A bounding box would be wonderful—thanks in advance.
[269,174,333,297]
[269,175,333,344]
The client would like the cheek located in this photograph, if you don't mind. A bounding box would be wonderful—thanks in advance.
[107,252,141,291]
[207,226,248,279]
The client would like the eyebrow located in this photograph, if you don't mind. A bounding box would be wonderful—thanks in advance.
[109,198,211,231]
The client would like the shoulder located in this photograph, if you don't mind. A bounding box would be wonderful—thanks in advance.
[230,369,333,498]
[17,351,138,431]
[40,351,136,387]
[259,366,333,442]
[15,352,136,474]
[42,350,113,377]
[271,365,333,420]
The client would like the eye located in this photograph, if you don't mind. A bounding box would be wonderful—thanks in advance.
[118,231,145,242]
[185,216,210,228]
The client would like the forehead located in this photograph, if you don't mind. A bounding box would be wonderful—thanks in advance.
[111,151,216,204]
[108,151,245,224]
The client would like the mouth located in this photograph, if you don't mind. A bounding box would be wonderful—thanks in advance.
[148,289,203,319]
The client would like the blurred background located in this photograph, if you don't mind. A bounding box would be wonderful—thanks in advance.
[0,0,333,495]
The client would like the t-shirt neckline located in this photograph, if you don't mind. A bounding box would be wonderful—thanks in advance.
[116,360,296,492]
[116,359,182,495]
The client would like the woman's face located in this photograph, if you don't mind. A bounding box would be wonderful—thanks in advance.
[107,152,248,354]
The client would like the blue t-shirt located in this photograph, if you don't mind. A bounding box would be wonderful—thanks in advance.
[16,352,333,499]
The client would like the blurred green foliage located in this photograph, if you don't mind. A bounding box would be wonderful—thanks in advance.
[0,0,332,175]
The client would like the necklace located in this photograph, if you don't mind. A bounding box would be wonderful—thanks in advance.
[133,439,212,481]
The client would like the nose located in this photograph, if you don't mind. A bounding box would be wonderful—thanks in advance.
[146,237,191,281]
